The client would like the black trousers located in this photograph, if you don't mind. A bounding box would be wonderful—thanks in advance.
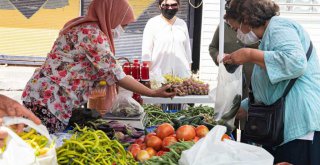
[264,131,320,165]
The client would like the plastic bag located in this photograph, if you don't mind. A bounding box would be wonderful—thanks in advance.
[179,125,274,165]
[0,117,57,165]
[214,63,242,129]
[150,68,166,89]
[110,87,144,117]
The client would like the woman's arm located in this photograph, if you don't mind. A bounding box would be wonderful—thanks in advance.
[223,48,266,68]
[117,76,175,98]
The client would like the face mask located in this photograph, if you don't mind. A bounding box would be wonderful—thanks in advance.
[161,8,178,20]
[112,25,125,39]
[236,23,260,45]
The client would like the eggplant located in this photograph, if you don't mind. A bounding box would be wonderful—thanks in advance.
[130,131,144,138]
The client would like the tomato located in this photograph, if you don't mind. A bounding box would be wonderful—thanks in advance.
[176,125,196,141]
[162,136,178,149]
[135,138,144,145]
[139,143,147,150]
[130,146,141,159]
[145,133,156,142]
[136,150,150,162]
[193,136,200,143]
[221,134,231,141]
[195,125,209,138]
[146,136,163,151]
[156,123,175,139]
[156,150,167,156]
[145,147,157,157]
[128,144,140,152]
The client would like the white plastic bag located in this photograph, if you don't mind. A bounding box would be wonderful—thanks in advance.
[150,68,166,89]
[179,125,274,165]
[110,87,144,117]
[0,117,57,165]
[214,63,243,126]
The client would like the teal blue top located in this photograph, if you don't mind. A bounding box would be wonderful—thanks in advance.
[241,16,320,144]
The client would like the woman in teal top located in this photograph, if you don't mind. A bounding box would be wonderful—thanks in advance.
[223,0,320,164]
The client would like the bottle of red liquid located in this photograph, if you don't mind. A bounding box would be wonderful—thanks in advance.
[140,62,151,88]
[131,59,143,104]
[123,62,131,75]
[132,59,140,81]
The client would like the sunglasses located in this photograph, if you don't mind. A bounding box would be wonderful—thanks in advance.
[161,3,178,9]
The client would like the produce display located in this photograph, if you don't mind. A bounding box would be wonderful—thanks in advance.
[143,104,215,127]
[1,128,51,156]
[143,95,241,134]
[164,74,209,96]
[85,119,145,147]
[144,141,195,165]
[57,125,137,165]
[128,123,209,163]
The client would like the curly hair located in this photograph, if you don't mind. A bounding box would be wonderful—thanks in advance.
[224,0,280,28]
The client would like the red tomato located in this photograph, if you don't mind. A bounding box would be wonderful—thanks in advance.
[128,144,140,152]
[139,143,147,150]
[156,150,167,156]
[193,136,200,143]
[162,136,178,149]
[221,134,231,141]
[156,123,175,140]
[135,138,144,145]
[145,133,156,142]
[195,125,209,138]
[145,147,157,157]
[130,147,141,159]
[176,125,196,141]
[146,136,162,151]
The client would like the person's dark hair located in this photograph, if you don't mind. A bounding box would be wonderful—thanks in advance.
[224,0,280,28]
[158,0,180,5]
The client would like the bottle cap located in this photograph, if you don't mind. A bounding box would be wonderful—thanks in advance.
[99,80,107,86]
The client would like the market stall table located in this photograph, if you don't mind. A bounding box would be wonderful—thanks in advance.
[141,95,213,104]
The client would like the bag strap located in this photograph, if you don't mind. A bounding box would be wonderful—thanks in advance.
[249,41,313,103]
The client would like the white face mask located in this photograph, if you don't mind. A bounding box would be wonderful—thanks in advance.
[112,25,125,39]
[236,23,260,45]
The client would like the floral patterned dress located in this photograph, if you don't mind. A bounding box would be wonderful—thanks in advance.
[22,23,126,133]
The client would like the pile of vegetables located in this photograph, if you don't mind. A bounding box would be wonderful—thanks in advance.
[143,104,215,127]
[1,128,51,156]
[144,141,195,165]
[164,74,209,96]
[57,125,137,165]
[85,119,144,147]
[144,95,241,134]
[128,123,209,162]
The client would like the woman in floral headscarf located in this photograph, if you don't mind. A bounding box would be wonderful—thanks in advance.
[22,0,175,133]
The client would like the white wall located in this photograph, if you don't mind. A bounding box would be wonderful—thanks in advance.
[199,0,220,89]
[199,0,320,89]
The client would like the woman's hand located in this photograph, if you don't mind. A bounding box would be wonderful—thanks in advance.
[223,48,251,65]
[223,48,266,68]
[118,76,176,98]
[0,94,41,133]
[151,84,176,98]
